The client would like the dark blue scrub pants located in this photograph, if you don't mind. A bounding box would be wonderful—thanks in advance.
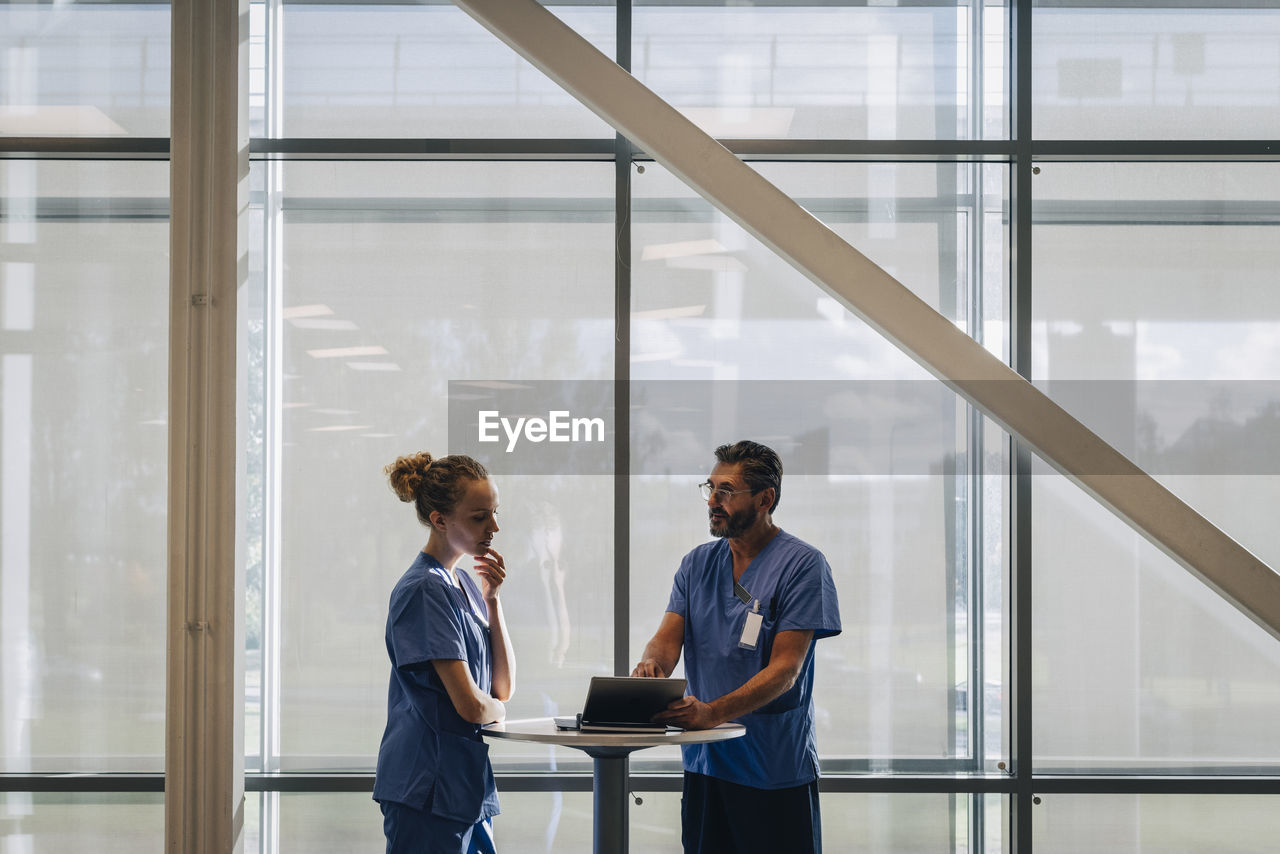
[681,771,821,854]
[380,800,497,854]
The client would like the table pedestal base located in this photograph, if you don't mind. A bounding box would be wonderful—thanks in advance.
[481,718,742,854]
[584,747,635,854]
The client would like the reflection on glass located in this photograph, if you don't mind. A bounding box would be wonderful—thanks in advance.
[0,793,163,853]
[256,162,615,769]
[1,161,168,774]
[1033,6,1280,140]
[1,5,170,137]
[530,499,570,668]
[278,4,613,138]
[635,3,1005,141]
[274,791,601,854]
[260,790,1000,854]
[629,161,1007,764]
[1033,794,1280,853]
[1032,163,1280,769]
[819,792,982,853]
[1034,469,1280,771]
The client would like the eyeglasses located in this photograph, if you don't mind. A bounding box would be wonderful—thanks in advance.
[699,481,754,502]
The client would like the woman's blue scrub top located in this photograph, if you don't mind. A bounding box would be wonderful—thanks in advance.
[373,552,500,824]
[667,530,841,790]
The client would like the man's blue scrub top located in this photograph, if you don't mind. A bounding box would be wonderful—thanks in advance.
[373,552,500,824]
[667,530,841,790]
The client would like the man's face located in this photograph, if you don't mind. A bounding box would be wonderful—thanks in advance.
[705,462,757,539]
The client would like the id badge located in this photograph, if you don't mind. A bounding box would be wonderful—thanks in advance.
[738,602,763,650]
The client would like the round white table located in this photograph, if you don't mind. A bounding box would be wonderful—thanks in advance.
[482,716,745,854]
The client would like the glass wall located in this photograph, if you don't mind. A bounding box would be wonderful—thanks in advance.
[1031,163,1280,772]
[0,159,170,839]
[1032,794,1280,853]
[277,4,614,138]
[1032,4,1280,140]
[250,160,617,773]
[628,160,1006,766]
[0,793,164,852]
[5,0,1280,852]
[633,3,1002,140]
[0,3,170,138]
[0,161,170,778]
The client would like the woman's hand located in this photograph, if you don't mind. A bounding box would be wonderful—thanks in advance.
[473,547,507,601]
[474,546,516,701]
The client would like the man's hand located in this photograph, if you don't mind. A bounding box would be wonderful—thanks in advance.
[653,695,722,731]
[631,612,684,679]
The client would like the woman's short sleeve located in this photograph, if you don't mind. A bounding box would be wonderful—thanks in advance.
[387,578,467,669]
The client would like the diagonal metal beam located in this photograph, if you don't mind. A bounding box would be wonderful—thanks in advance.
[451,0,1280,642]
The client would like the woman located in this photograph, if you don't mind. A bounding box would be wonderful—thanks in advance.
[374,452,516,854]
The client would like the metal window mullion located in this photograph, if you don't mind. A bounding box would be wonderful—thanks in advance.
[961,0,993,811]
[969,0,985,144]
[964,13,990,839]
[261,0,287,782]
[1009,0,1035,851]
[966,160,989,853]
[930,15,965,848]
[260,181,285,848]
[261,2,288,851]
[612,0,632,681]
[258,143,287,854]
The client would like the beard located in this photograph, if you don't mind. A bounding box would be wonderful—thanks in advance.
[709,505,757,539]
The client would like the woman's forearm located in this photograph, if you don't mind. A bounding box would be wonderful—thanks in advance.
[487,596,516,702]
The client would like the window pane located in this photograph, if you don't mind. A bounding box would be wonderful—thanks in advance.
[270,791,600,853]
[1033,794,1280,853]
[277,4,613,138]
[258,790,998,852]
[265,161,615,768]
[634,2,1005,141]
[1031,163,1280,769]
[1033,5,1280,140]
[629,162,1006,762]
[0,793,164,853]
[631,791,996,853]
[822,792,993,852]
[1,3,170,138]
[1,161,169,774]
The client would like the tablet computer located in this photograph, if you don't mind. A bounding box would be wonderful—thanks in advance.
[579,676,687,732]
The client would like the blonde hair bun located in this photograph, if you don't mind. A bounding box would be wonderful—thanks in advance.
[384,452,434,503]
[385,452,489,528]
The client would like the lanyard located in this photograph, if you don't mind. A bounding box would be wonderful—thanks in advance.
[736,578,778,621]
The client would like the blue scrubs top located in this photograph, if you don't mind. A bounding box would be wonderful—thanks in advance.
[373,552,501,824]
[667,530,841,790]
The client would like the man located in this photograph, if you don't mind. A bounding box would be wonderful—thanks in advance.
[632,440,841,854]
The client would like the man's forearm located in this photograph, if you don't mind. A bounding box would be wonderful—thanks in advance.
[705,660,799,724]
[637,638,679,677]
[702,629,813,725]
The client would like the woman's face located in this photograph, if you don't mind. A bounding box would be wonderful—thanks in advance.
[438,477,500,558]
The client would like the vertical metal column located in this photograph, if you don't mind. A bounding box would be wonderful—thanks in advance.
[966,5,990,851]
[613,0,633,682]
[1009,0,1035,850]
[166,0,248,849]
[260,0,288,851]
